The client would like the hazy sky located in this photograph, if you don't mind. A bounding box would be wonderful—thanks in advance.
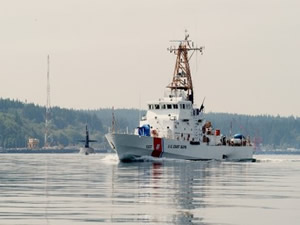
[1,0,299,116]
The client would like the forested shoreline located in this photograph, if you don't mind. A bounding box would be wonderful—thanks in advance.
[0,98,299,149]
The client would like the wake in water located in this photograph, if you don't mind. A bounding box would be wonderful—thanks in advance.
[255,155,300,163]
[101,153,192,163]
[118,155,183,163]
[100,153,119,164]
[116,155,224,164]
[99,153,300,164]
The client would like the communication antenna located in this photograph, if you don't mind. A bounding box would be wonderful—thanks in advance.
[44,55,51,147]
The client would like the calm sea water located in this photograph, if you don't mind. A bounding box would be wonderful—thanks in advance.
[1,153,300,225]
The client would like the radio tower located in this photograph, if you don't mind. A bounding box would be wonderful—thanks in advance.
[44,55,51,147]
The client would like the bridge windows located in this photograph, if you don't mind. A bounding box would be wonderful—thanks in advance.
[148,103,184,110]
[179,103,192,110]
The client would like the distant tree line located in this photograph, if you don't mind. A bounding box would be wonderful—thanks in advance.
[0,98,299,149]
[0,98,104,148]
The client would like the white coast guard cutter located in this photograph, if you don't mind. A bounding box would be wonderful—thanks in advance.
[106,33,255,162]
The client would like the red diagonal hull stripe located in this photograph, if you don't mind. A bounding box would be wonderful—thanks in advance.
[151,137,163,158]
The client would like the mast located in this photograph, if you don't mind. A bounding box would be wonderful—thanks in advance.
[167,32,204,103]
[78,125,97,148]
[111,106,116,133]
[44,55,51,147]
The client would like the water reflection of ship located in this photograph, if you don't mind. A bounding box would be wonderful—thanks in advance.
[149,162,204,224]
[118,160,251,225]
[110,161,214,225]
[153,161,212,224]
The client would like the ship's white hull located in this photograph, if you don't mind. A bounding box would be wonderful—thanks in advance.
[106,133,255,161]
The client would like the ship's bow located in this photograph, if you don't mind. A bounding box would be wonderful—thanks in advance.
[105,133,153,161]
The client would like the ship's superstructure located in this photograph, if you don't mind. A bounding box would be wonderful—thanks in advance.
[106,33,254,161]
